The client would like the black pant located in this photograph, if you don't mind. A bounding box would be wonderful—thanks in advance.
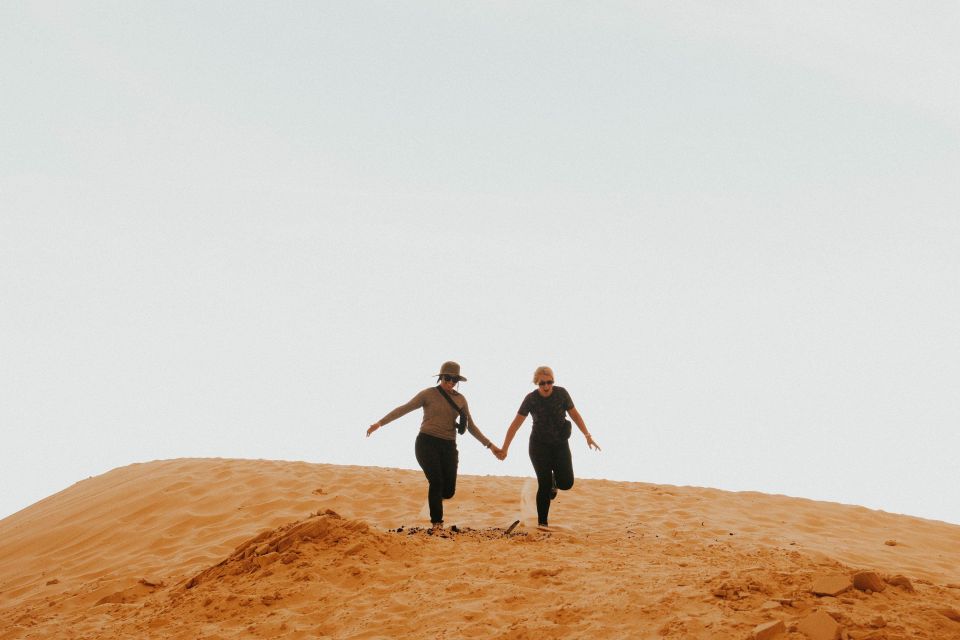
[415,433,459,524]
[529,437,574,526]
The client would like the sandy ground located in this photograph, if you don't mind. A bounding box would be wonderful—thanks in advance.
[1,458,959,639]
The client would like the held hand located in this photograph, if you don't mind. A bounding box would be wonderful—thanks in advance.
[585,434,601,451]
[489,445,504,460]
[496,446,508,461]
[366,423,381,437]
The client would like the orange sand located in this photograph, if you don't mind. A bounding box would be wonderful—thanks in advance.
[1,458,959,639]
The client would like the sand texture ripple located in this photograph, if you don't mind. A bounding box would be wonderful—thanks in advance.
[2,458,959,639]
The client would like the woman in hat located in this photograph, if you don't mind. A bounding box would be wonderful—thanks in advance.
[367,361,502,527]
[496,365,600,529]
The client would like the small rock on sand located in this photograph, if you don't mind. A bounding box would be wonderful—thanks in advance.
[753,619,786,640]
[885,574,914,592]
[811,575,852,597]
[256,552,280,568]
[797,610,841,640]
[868,615,886,628]
[852,571,885,593]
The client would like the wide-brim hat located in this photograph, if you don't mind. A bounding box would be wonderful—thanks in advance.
[435,361,466,381]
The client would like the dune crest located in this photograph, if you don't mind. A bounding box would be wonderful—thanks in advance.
[1,458,959,638]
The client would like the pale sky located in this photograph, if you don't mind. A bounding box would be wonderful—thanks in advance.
[2,2,958,525]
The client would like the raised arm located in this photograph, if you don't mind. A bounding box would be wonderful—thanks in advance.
[568,407,600,451]
[499,413,527,459]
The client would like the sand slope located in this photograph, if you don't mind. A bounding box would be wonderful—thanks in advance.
[1,458,959,639]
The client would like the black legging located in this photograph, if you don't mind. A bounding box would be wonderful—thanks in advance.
[529,437,574,526]
[415,433,459,524]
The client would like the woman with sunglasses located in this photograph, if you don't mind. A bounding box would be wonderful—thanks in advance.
[367,361,501,528]
[497,365,600,529]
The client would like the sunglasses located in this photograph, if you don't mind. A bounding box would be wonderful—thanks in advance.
[441,375,459,383]
[538,380,555,387]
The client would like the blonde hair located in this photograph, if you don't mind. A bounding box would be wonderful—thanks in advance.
[532,366,554,385]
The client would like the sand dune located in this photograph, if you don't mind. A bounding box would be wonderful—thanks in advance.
[1,458,959,639]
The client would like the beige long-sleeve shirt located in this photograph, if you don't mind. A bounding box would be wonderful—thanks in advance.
[378,387,493,448]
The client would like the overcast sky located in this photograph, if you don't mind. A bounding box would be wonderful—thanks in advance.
[2,2,958,525]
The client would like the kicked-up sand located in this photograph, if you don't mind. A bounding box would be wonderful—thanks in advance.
[1,458,959,639]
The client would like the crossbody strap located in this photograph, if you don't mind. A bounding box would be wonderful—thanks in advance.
[435,386,467,434]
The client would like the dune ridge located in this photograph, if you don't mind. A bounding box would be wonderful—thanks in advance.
[1,458,959,639]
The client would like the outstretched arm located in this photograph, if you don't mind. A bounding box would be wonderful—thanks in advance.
[499,414,527,459]
[366,391,425,437]
[568,407,600,451]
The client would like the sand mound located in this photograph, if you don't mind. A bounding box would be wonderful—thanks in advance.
[2,458,960,639]
[185,509,385,589]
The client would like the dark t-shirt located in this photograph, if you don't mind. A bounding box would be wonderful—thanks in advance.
[518,386,574,444]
